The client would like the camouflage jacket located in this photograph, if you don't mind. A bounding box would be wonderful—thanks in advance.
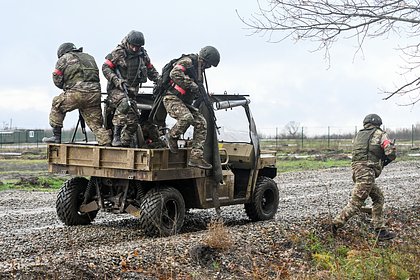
[102,39,159,96]
[52,51,101,93]
[166,54,203,104]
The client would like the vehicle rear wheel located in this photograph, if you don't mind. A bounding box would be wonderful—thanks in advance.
[245,176,279,221]
[56,177,98,225]
[139,186,185,237]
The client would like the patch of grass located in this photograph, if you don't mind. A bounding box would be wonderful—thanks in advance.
[0,176,65,191]
[277,158,350,173]
[0,159,47,172]
[297,230,419,280]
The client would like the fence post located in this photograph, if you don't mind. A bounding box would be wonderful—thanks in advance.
[276,127,278,150]
[301,127,304,149]
[412,124,414,148]
[328,126,330,148]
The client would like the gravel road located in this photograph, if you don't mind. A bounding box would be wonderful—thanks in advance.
[0,160,419,279]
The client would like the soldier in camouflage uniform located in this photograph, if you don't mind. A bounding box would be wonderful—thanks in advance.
[332,114,397,241]
[102,30,159,147]
[163,46,220,170]
[43,43,111,146]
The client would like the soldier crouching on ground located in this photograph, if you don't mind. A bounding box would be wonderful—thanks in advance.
[162,46,220,170]
[332,113,397,241]
[43,43,111,146]
[102,30,159,147]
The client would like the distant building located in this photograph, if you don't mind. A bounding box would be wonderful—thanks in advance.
[0,129,44,144]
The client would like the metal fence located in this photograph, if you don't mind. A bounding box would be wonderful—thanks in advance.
[0,128,96,150]
[2,125,420,152]
[258,125,420,151]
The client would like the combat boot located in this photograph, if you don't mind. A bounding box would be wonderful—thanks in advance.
[376,229,396,241]
[188,157,212,170]
[112,125,123,147]
[164,133,179,153]
[42,127,61,143]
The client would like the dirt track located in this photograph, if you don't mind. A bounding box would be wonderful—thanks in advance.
[0,160,419,279]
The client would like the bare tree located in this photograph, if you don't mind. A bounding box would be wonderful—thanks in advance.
[284,121,300,137]
[238,0,420,104]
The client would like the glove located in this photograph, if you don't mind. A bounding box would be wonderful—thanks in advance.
[113,77,127,91]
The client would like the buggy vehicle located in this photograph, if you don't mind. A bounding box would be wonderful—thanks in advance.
[48,93,279,236]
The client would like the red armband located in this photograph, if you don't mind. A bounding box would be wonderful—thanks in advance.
[147,63,154,69]
[381,139,391,148]
[173,84,186,95]
[104,59,115,69]
[53,69,63,76]
[174,64,186,72]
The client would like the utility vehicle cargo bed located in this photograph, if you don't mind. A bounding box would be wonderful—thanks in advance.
[47,144,205,181]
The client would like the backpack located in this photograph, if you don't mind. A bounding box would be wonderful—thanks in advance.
[75,52,100,82]
[152,54,191,98]
[150,54,194,126]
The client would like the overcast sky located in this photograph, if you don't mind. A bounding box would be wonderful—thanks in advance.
[0,0,418,134]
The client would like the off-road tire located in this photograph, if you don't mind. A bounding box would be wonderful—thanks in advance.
[245,176,279,221]
[56,177,98,226]
[134,181,146,206]
[139,186,185,237]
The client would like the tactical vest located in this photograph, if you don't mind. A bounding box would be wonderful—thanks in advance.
[125,52,147,86]
[352,127,385,163]
[64,52,100,88]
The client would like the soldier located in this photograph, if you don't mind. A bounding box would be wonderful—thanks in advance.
[43,43,111,146]
[102,30,159,147]
[332,114,397,241]
[163,46,220,170]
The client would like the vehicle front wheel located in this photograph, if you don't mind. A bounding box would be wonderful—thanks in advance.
[56,177,98,225]
[245,176,279,221]
[139,186,185,237]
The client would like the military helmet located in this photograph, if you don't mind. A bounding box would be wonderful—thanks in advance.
[363,113,382,126]
[57,42,77,58]
[126,30,145,46]
[199,46,220,67]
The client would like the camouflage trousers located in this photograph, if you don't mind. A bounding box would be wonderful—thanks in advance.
[163,95,207,159]
[333,163,385,230]
[107,89,139,145]
[49,90,111,145]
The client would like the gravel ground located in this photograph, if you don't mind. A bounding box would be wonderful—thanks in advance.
[0,160,419,279]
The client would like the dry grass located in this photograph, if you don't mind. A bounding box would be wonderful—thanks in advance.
[203,217,233,250]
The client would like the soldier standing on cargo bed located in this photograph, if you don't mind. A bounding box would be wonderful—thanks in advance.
[332,113,397,241]
[102,30,159,147]
[163,46,220,170]
[43,43,111,146]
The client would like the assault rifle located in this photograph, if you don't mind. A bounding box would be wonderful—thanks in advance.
[115,67,131,108]
[114,67,145,148]
[191,71,219,133]
[197,84,218,129]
